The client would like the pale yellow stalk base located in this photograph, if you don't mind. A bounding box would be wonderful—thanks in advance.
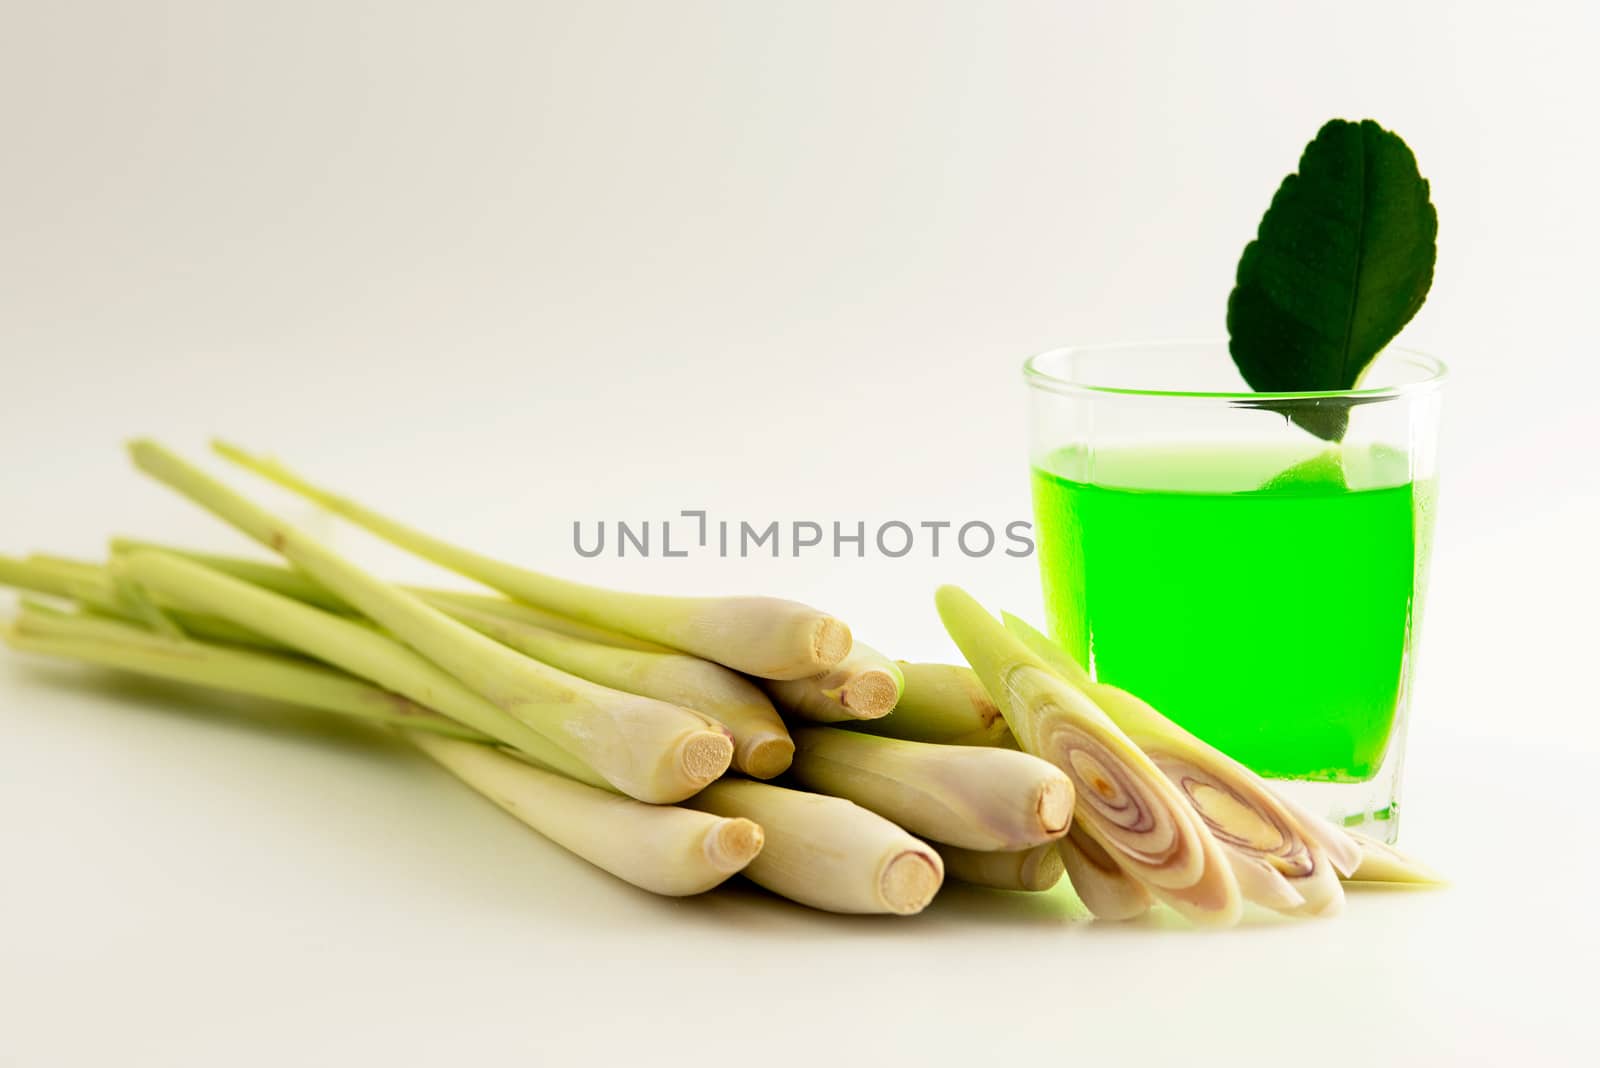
[410,733,763,896]
[934,842,1065,892]
[439,597,793,779]
[761,642,903,722]
[788,725,1072,851]
[685,779,943,915]
[845,661,1009,746]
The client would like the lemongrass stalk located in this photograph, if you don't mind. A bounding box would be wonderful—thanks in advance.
[761,642,902,722]
[7,596,759,897]
[51,548,788,778]
[786,725,1072,851]
[0,554,281,651]
[685,779,943,915]
[1002,612,1355,916]
[1343,837,1446,886]
[125,443,733,802]
[933,842,1065,892]
[409,733,762,896]
[844,661,1009,745]
[212,441,851,679]
[103,543,787,776]
[3,604,490,741]
[116,548,615,789]
[936,586,1241,927]
[109,540,670,652]
[1058,824,1153,921]
[433,598,793,778]
[1225,851,1307,911]
[106,542,347,611]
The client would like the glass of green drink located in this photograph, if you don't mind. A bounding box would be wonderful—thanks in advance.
[1025,341,1445,842]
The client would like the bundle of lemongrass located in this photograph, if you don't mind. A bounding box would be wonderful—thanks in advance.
[0,441,1441,920]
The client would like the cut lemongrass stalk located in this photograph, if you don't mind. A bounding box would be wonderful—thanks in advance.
[936,587,1241,927]
[685,779,943,915]
[116,548,614,790]
[762,642,903,722]
[125,443,733,803]
[933,842,1065,893]
[843,662,1009,746]
[1058,824,1153,921]
[786,725,1072,851]
[436,598,793,779]
[211,441,852,679]
[63,548,782,771]
[1002,612,1353,916]
[409,733,763,897]
[104,544,784,775]
[1226,851,1307,911]
[1343,836,1447,886]
[108,540,670,652]
[3,604,489,741]
[1,554,283,651]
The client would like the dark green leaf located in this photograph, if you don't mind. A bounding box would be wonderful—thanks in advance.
[1227,119,1437,440]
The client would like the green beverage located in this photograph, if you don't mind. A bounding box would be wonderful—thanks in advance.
[1031,444,1426,786]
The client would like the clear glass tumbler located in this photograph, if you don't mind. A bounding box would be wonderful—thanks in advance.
[1023,341,1445,842]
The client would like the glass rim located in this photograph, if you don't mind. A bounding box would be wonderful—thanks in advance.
[1022,339,1448,402]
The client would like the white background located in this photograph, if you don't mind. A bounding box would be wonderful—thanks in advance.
[2,2,1596,1065]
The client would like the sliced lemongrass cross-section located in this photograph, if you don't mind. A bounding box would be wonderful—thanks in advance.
[684,779,943,915]
[2,603,488,741]
[1343,836,1446,886]
[1002,612,1353,917]
[1058,824,1153,921]
[936,586,1240,927]
[410,733,762,897]
[212,441,851,680]
[762,642,903,722]
[842,661,1009,746]
[125,443,732,803]
[787,725,1072,851]
[933,842,1065,893]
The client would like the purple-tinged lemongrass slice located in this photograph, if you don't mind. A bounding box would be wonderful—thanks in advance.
[1001,612,1348,917]
[1058,824,1153,921]
[936,587,1240,928]
[1343,836,1447,886]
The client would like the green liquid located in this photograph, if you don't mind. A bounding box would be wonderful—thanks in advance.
[1031,444,1423,782]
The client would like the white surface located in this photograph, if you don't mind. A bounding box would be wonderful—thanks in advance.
[3,2,1597,1065]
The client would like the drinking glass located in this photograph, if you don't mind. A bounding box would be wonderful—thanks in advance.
[1024,341,1445,841]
